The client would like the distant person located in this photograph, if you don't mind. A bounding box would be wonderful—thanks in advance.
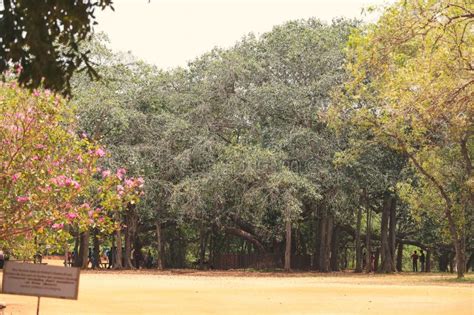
[106,248,113,269]
[411,250,419,272]
[362,251,367,269]
[420,251,425,272]
[34,252,42,264]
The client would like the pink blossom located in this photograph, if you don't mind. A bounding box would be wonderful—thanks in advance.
[52,223,64,230]
[17,196,29,203]
[12,173,21,182]
[66,213,77,220]
[101,170,111,178]
[137,177,144,187]
[94,148,106,157]
[33,90,40,97]
[88,210,94,218]
[116,168,126,180]
[65,178,73,186]
[124,179,133,188]
[72,181,80,189]
[35,144,46,150]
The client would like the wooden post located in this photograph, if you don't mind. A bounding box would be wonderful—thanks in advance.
[36,296,40,315]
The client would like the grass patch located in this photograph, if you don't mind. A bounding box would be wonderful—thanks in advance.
[435,274,474,284]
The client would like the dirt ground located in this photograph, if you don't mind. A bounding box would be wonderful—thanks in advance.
[0,260,472,314]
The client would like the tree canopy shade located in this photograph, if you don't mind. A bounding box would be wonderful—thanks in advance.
[0,0,114,95]
[332,0,473,278]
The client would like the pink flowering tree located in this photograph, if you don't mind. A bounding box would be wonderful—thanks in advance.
[0,79,144,259]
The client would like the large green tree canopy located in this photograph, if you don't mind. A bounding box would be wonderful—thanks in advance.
[0,0,114,95]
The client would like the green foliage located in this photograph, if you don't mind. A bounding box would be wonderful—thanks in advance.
[0,0,114,95]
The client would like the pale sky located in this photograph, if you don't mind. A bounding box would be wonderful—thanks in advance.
[96,0,391,69]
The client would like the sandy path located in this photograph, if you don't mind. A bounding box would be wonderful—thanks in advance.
[0,271,472,315]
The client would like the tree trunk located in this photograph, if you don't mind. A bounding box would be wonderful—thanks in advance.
[225,227,266,253]
[365,201,372,273]
[284,220,291,272]
[155,221,164,270]
[330,225,339,271]
[92,229,100,269]
[325,216,333,271]
[454,238,466,278]
[389,197,397,271]
[114,229,123,269]
[199,229,207,270]
[73,234,80,267]
[396,242,403,272]
[425,250,431,272]
[439,251,449,272]
[124,224,133,269]
[79,231,90,269]
[64,243,69,267]
[319,215,333,272]
[374,247,380,272]
[319,215,328,272]
[354,206,363,273]
[313,216,321,270]
[406,151,466,278]
[465,252,473,272]
[380,194,394,273]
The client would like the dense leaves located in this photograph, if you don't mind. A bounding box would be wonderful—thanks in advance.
[0,0,114,95]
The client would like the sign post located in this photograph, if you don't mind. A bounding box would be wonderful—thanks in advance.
[1,261,80,314]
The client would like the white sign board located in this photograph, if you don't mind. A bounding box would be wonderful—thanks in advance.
[1,261,80,300]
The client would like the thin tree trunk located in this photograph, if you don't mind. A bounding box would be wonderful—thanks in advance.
[389,197,397,272]
[324,216,333,272]
[92,229,100,269]
[319,215,328,272]
[466,252,474,272]
[313,215,321,270]
[73,233,80,267]
[374,247,380,272]
[64,244,69,267]
[365,197,372,273]
[114,229,123,269]
[354,206,363,273]
[396,242,403,272]
[426,250,431,272]
[330,225,339,271]
[199,229,207,270]
[79,231,90,269]
[284,220,292,272]
[124,224,133,269]
[155,221,164,270]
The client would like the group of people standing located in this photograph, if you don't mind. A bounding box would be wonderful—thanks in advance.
[411,250,426,272]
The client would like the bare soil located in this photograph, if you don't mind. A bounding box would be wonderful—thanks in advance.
[0,260,472,314]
